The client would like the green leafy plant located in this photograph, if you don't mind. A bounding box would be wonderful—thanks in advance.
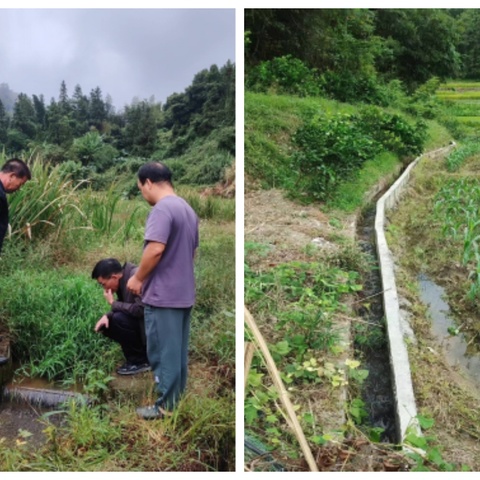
[291,113,380,201]
[247,55,322,97]
[404,415,470,471]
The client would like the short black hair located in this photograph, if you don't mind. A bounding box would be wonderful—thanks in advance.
[91,258,122,279]
[1,158,31,180]
[137,162,173,186]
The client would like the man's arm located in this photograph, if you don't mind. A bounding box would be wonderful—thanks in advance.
[127,241,166,295]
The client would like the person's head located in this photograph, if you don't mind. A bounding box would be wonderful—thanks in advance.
[0,158,31,193]
[137,162,174,205]
[91,258,123,293]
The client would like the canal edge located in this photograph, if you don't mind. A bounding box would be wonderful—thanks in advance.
[375,143,456,443]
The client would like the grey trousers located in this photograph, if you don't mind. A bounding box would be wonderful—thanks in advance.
[144,305,192,410]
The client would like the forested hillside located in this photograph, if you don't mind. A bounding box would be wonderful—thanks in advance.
[0,60,235,189]
[246,9,480,93]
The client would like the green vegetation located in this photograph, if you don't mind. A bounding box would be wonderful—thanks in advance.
[436,80,480,138]
[0,389,234,471]
[433,175,480,299]
[245,250,368,457]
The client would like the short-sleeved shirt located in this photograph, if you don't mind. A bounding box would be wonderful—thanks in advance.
[142,195,199,308]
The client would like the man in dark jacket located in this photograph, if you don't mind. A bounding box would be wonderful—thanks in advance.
[92,258,150,375]
[0,158,31,255]
[0,159,31,366]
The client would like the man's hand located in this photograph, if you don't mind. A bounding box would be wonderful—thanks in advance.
[95,315,109,332]
[127,275,143,295]
[103,288,114,305]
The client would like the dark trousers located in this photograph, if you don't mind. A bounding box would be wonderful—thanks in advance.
[144,305,192,410]
[102,311,148,365]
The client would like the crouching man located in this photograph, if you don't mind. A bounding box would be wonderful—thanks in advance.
[92,258,150,375]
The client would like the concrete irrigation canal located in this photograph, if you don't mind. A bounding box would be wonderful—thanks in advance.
[366,142,480,444]
[350,142,479,446]
[355,203,396,443]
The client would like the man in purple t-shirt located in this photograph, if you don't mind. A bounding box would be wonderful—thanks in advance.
[127,162,199,419]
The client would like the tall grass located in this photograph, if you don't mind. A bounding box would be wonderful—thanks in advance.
[0,389,235,471]
[7,157,87,242]
[0,269,119,382]
[191,223,235,364]
[178,186,235,221]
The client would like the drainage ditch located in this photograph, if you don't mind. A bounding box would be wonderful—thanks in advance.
[354,203,396,443]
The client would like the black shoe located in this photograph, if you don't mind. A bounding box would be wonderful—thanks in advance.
[136,405,163,420]
[0,356,8,366]
[116,363,151,376]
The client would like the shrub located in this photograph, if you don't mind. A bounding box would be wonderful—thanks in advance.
[246,55,322,97]
[406,77,442,119]
[355,106,427,157]
[291,113,380,200]
[322,70,383,104]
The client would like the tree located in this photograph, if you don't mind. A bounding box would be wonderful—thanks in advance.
[123,101,158,156]
[89,87,107,131]
[11,93,37,139]
[71,84,90,135]
[457,9,480,79]
[45,99,74,147]
[0,99,9,145]
[59,80,71,115]
[374,9,461,88]
[32,94,47,130]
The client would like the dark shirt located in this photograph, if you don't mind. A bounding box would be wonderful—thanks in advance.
[0,180,8,254]
[105,262,144,320]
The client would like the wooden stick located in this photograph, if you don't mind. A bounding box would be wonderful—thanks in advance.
[244,342,255,391]
[244,306,319,472]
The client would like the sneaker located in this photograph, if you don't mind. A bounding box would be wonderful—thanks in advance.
[116,363,151,376]
[136,405,163,420]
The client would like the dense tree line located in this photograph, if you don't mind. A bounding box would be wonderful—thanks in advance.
[0,61,235,186]
[245,9,480,92]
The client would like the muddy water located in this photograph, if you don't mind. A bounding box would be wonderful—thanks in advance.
[0,401,65,448]
[355,204,396,443]
[418,274,480,388]
[0,375,79,448]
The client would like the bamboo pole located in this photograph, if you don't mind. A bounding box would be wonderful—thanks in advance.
[244,306,319,472]
[244,342,255,391]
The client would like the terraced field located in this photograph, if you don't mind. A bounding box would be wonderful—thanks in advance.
[437,81,480,130]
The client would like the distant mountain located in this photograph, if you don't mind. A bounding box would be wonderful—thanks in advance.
[0,83,18,113]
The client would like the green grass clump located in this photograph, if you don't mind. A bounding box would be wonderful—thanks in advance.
[0,269,119,382]
[326,152,400,212]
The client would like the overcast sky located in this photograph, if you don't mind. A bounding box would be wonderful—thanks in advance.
[0,8,235,110]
